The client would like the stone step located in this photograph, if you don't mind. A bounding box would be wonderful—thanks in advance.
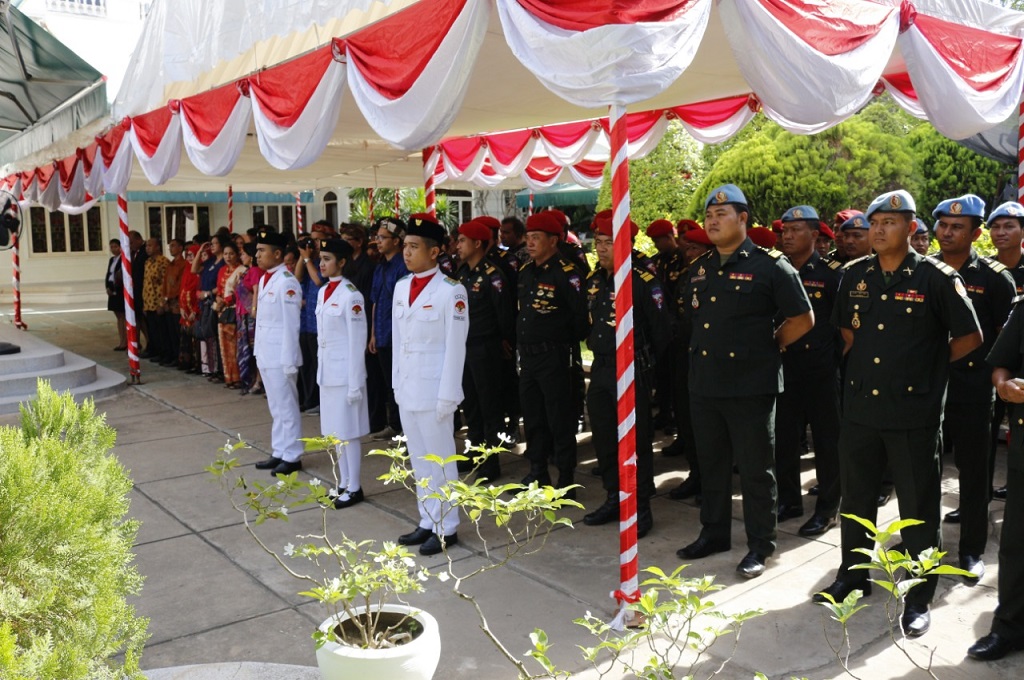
[0,344,66,376]
[0,370,126,415]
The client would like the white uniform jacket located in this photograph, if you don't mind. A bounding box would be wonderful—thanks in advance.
[392,269,469,412]
[315,278,368,388]
[254,265,303,370]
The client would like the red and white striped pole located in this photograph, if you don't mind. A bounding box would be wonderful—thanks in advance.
[11,227,27,330]
[227,185,234,233]
[528,191,534,216]
[394,188,401,216]
[423,146,438,220]
[118,194,141,383]
[296,192,304,234]
[608,103,639,630]
[368,187,375,224]
[1018,98,1023,201]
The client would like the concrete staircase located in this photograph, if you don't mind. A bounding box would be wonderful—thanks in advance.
[0,325,125,414]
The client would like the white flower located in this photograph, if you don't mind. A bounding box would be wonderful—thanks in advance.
[276,480,285,488]
[436,572,450,583]
[283,543,295,556]
[498,432,512,444]
[464,438,472,452]
[310,478,322,487]
[279,506,289,516]
[402,557,416,568]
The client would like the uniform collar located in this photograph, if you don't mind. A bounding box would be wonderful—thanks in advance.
[877,250,922,289]
[936,247,979,272]
[718,237,755,265]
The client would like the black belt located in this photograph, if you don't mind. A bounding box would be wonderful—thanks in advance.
[519,341,566,356]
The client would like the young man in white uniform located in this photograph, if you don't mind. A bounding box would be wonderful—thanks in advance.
[393,215,470,556]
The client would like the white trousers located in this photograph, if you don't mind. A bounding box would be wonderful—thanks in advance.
[401,409,460,536]
[261,366,303,463]
[320,385,370,492]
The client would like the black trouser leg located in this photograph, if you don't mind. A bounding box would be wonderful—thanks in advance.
[520,347,576,479]
[807,372,842,517]
[672,348,698,480]
[654,347,674,425]
[376,346,401,431]
[991,399,1007,494]
[161,311,180,362]
[993,466,1024,642]
[463,339,504,448]
[945,400,994,557]
[774,387,806,509]
[366,349,386,432]
[145,311,163,358]
[298,332,319,409]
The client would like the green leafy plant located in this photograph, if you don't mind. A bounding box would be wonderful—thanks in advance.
[815,515,974,679]
[0,381,148,680]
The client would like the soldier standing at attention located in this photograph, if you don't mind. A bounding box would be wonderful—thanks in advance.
[252,228,305,476]
[583,216,670,538]
[392,216,469,556]
[516,211,589,495]
[987,201,1024,501]
[910,218,932,256]
[933,194,1015,583]
[841,212,872,262]
[814,190,981,638]
[677,184,814,579]
[774,205,844,538]
[648,219,686,437]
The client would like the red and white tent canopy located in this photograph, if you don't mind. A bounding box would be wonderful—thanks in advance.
[3,0,1023,208]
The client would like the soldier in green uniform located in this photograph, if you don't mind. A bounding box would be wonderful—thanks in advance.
[933,194,1015,583]
[774,205,844,537]
[987,201,1024,501]
[677,184,814,579]
[516,211,589,494]
[815,190,982,638]
[969,291,1024,660]
[582,216,670,537]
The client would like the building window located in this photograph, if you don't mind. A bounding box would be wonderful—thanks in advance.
[323,191,338,230]
[45,0,107,16]
[439,189,473,224]
[29,206,104,254]
[252,204,308,238]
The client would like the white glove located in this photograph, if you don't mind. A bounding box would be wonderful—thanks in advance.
[436,400,458,422]
[283,365,298,376]
[346,389,362,405]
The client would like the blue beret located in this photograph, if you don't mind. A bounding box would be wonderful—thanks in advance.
[781,205,819,222]
[932,194,985,220]
[987,201,1024,224]
[865,190,916,220]
[913,218,929,235]
[704,184,748,210]
[840,214,869,231]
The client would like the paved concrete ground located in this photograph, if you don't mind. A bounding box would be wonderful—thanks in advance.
[4,304,1024,679]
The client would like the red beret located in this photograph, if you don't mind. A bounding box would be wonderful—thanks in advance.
[547,209,570,228]
[458,221,491,242]
[647,219,675,238]
[818,222,835,239]
[835,209,862,224]
[473,215,501,232]
[771,219,783,234]
[748,227,777,249]
[682,227,712,247]
[677,219,701,232]
[594,215,638,239]
[526,212,563,237]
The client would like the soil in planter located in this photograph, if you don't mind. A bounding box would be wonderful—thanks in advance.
[334,610,425,649]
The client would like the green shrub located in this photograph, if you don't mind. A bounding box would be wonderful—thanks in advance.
[0,381,148,679]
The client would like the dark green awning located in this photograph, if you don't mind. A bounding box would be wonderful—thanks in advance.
[516,184,599,209]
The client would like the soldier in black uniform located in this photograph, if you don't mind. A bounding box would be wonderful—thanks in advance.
[582,216,670,537]
[969,292,1024,661]
[455,220,515,480]
[932,195,1015,583]
[648,219,686,435]
[774,205,844,537]
[815,190,982,639]
[910,217,932,256]
[987,202,1024,501]
[517,211,589,494]
[677,184,814,579]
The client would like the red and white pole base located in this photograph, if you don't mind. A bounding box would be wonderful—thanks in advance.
[11,230,26,330]
[118,194,141,384]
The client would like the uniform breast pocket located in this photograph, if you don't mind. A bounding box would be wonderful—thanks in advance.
[325,304,344,317]
[894,301,926,329]
[846,295,871,328]
[728,279,759,312]
[413,309,440,323]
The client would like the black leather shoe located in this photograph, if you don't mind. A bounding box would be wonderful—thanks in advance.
[637,505,653,538]
[960,554,986,583]
[456,458,474,473]
[420,532,458,556]
[944,508,961,524]
[660,440,685,457]
[677,535,730,560]
[968,632,1023,661]
[556,473,576,500]
[813,578,872,603]
[807,484,820,496]
[799,514,837,537]
[777,503,804,522]
[254,456,283,470]
[669,476,701,500]
[272,460,303,476]
[901,603,930,638]
[521,471,552,487]
[584,496,619,526]
[475,461,501,482]
[333,488,364,509]
[398,527,432,546]
[877,490,892,506]
[736,551,768,579]
[993,486,1008,500]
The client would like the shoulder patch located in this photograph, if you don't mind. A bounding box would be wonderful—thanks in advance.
[484,264,495,275]
[562,263,576,273]
[842,254,874,271]
[444,276,458,286]
[925,255,957,277]
[283,271,294,278]
[757,246,783,259]
[983,257,1008,274]
[638,269,654,282]
[345,282,357,291]
[827,259,843,271]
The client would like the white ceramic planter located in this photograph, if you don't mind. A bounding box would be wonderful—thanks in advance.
[315,603,440,680]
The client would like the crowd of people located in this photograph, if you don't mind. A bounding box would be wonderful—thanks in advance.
[105,185,1024,661]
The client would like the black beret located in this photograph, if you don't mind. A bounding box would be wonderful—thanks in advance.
[319,237,353,261]
[406,214,447,243]
[256,227,288,249]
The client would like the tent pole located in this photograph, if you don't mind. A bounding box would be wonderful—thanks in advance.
[368,187,375,224]
[118,194,141,384]
[528,191,534,216]
[608,103,639,630]
[11,228,27,330]
[423,146,437,220]
[1018,97,1023,201]
[295,192,304,234]
[227,185,234,233]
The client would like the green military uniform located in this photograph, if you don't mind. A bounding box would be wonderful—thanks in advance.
[937,250,1014,563]
[982,296,1024,647]
[585,260,670,526]
[832,250,980,605]
[686,237,812,555]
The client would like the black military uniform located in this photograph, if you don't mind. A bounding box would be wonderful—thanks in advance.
[651,247,687,432]
[774,251,843,531]
[517,253,589,489]
[828,250,980,608]
[685,237,812,558]
[991,250,1024,498]
[583,260,670,535]
[457,255,515,478]
[937,249,1014,569]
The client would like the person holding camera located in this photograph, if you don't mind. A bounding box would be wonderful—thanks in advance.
[295,231,326,414]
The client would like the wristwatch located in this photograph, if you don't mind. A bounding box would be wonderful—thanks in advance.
[303,258,311,264]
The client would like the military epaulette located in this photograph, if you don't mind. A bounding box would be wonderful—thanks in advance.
[560,257,576,273]
[519,260,533,272]
[586,269,598,280]
[282,271,294,278]
[1013,294,1024,306]
[345,283,357,292]
[757,246,783,259]
[826,259,843,270]
[637,268,655,282]
[982,257,1008,274]
[925,255,957,277]
[842,254,874,271]
[443,276,458,285]
[484,264,496,275]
